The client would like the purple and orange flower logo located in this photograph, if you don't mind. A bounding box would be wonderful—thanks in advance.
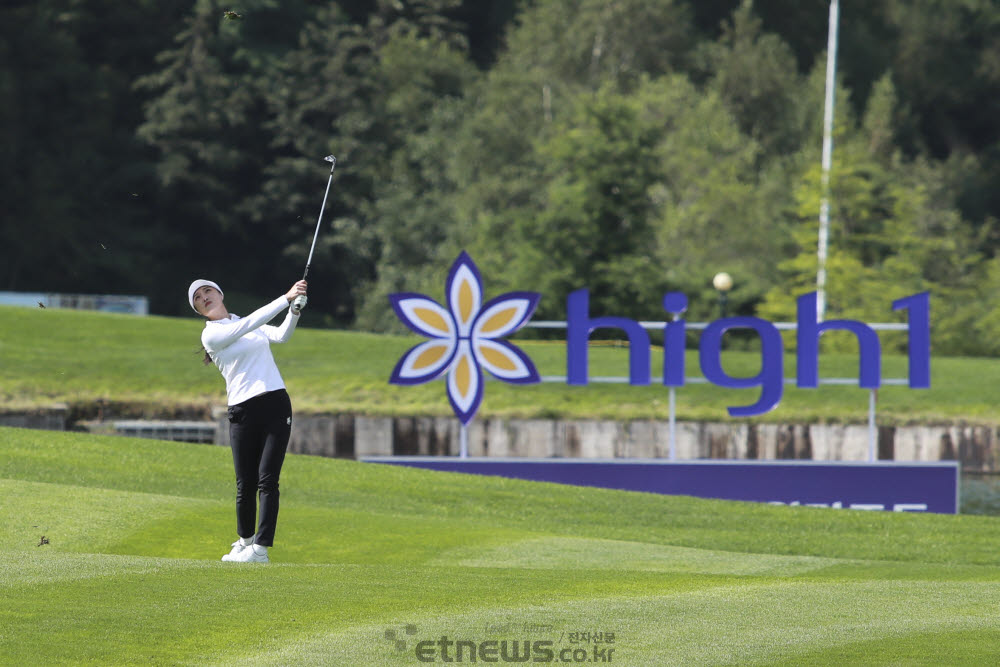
[389,252,541,424]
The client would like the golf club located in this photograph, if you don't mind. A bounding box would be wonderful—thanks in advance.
[293,155,336,312]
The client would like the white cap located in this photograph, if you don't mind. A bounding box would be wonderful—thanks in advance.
[188,279,224,313]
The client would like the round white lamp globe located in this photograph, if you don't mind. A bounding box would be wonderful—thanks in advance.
[713,272,733,292]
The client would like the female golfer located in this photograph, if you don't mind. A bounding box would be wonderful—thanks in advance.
[188,278,308,563]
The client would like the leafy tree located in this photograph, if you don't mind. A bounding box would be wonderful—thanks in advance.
[969,256,1000,356]
[259,0,470,325]
[884,0,1000,157]
[459,75,793,324]
[645,76,791,322]
[135,0,311,313]
[0,1,96,289]
[0,0,187,309]
[759,69,987,354]
[510,84,665,318]
[353,35,479,330]
[502,0,694,93]
[701,0,807,157]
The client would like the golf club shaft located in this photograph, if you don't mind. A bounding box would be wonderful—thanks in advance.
[302,157,337,281]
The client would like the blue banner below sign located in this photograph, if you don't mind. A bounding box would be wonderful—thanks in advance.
[362,457,960,514]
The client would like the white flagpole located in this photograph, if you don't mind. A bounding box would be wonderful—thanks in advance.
[816,0,839,322]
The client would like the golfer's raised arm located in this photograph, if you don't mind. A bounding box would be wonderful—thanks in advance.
[262,308,301,344]
[202,296,291,352]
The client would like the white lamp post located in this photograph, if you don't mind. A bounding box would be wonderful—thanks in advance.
[712,272,733,318]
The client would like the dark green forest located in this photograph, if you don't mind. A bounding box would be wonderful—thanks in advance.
[3,0,1000,355]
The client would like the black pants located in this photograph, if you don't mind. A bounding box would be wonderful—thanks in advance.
[227,389,291,547]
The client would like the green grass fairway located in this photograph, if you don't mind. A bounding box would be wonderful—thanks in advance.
[2,427,999,665]
[0,304,997,423]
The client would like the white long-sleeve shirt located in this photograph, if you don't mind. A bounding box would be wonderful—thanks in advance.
[201,296,301,406]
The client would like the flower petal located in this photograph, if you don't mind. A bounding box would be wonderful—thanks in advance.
[474,338,540,384]
[447,340,483,425]
[446,251,482,337]
[389,293,455,339]
[389,338,457,385]
[471,292,540,340]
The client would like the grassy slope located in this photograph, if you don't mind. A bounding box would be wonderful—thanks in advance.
[2,427,1000,665]
[0,305,996,423]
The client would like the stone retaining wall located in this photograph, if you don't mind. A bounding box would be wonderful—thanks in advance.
[0,404,70,431]
[4,407,997,471]
[212,411,1000,471]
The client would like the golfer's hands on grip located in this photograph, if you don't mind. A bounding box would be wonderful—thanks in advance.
[286,280,308,313]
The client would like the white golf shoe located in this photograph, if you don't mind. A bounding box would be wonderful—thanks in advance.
[228,544,269,564]
[221,540,248,562]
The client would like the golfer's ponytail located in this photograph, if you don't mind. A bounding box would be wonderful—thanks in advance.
[197,347,213,366]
